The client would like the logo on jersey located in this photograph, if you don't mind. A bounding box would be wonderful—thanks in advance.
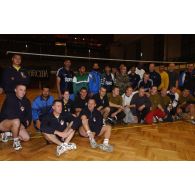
[93,117,96,122]
[21,72,27,78]
[60,120,64,126]
[64,78,73,82]
[11,77,15,80]
[105,81,113,86]
[20,106,25,112]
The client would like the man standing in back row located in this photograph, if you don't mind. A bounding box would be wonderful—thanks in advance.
[0,54,30,95]
[56,59,74,100]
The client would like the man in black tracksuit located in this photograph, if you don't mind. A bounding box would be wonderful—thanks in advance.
[130,88,152,123]
[101,65,115,93]
[148,63,161,88]
[0,84,31,150]
[0,54,30,94]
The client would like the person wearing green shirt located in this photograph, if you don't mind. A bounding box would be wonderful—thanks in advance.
[73,65,89,96]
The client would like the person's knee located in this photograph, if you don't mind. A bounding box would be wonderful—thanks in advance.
[79,128,88,137]
[104,107,110,113]
[22,134,30,142]
[12,119,20,127]
[81,116,88,124]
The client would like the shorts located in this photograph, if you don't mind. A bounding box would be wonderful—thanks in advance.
[88,121,102,135]
[71,117,81,131]
[41,127,59,135]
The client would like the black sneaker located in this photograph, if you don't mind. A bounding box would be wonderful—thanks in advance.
[107,117,117,125]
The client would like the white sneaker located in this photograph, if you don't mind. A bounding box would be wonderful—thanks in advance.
[191,119,195,125]
[56,144,68,156]
[66,142,77,150]
[158,118,163,122]
[153,117,157,123]
[89,138,98,149]
[13,139,22,151]
[140,119,145,124]
[99,144,113,152]
[1,131,12,142]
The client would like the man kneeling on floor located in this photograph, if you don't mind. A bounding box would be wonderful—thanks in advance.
[0,84,31,150]
[40,100,78,156]
[79,98,113,152]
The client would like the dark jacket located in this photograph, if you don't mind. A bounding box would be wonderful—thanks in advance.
[0,94,32,128]
[1,66,30,94]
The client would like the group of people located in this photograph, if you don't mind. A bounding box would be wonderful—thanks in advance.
[0,54,195,156]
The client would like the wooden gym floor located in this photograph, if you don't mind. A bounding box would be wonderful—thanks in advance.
[0,90,195,161]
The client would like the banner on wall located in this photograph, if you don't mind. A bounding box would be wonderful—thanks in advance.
[27,66,50,79]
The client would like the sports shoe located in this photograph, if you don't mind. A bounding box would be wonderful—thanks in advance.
[107,117,117,125]
[99,144,113,152]
[89,138,99,149]
[103,119,106,126]
[153,117,157,123]
[66,142,77,150]
[1,133,9,142]
[56,144,68,156]
[13,139,22,151]
[191,119,195,125]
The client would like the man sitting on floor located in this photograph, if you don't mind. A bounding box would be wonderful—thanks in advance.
[0,84,31,150]
[40,100,79,156]
[93,86,110,124]
[107,86,126,124]
[145,86,166,124]
[130,87,151,123]
[79,98,113,152]
[178,89,195,124]
[122,86,138,124]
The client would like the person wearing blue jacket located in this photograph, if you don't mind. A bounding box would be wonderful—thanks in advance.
[88,63,101,96]
[32,86,54,131]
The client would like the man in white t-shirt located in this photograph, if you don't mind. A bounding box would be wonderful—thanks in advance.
[128,64,145,79]
[122,86,138,124]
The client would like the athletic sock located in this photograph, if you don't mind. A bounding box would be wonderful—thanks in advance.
[63,143,68,146]
[103,139,109,146]
[87,130,94,140]
[13,137,19,142]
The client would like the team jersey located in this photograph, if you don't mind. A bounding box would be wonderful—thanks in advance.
[137,79,153,92]
[73,73,89,95]
[92,93,109,108]
[0,94,32,128]
[101,73,115,93]
[80,107,103,135]
[74,95,88,109]
[56,67,74,94]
